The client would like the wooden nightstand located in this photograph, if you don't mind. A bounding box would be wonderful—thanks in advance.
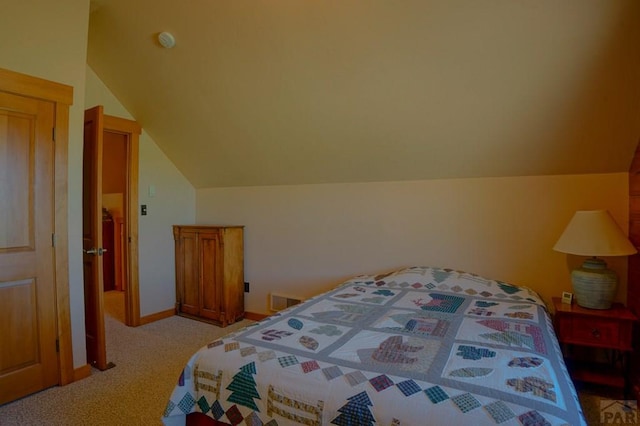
[552,297,636,394]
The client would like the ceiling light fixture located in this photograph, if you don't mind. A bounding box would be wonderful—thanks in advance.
[158,31,176,49]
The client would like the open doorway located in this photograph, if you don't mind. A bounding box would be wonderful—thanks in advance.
[83,106,141,371]
[102,129,128,323]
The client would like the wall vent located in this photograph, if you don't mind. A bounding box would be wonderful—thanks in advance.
[269,293,303,312]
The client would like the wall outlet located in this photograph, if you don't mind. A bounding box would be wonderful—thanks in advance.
[244,282,250,292]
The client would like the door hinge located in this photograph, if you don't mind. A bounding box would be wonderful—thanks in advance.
[56,338,60,353]
[51,233,56,247]
[52,127,56,142]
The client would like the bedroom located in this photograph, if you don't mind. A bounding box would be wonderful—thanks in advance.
[1,0,639,423]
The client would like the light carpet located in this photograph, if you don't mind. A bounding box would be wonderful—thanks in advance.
[0,292,253,425]
[0,292,619,425]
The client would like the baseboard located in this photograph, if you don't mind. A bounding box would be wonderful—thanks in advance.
[140,309,266,324]
[139,308,174,325]
[73,364,92,382]
[244,311,269,321]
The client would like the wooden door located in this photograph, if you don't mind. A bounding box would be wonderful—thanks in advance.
[200,231,222,322]
[102,218,115,291]
[0,91,58,404]
[83,105,108,370]
[114,217,124,291]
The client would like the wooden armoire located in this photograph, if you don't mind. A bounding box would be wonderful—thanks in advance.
[627,145,640,399]
[173,225,244,327]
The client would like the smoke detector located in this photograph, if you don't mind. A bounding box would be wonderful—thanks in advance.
[158,32,176,49]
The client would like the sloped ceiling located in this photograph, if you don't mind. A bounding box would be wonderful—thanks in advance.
[87,1,640,188]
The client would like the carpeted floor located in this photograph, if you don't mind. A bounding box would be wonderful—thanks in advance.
[104,290,126,324]
[0,291,253,426]
[0,292,622,425]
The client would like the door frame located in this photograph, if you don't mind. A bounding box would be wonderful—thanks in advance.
[103,114,141,326]
[0,68,74,385]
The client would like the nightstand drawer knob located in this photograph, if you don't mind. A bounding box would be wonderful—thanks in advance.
[591,328,600,339]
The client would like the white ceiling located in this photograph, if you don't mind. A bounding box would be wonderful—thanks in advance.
[87,1,640,188]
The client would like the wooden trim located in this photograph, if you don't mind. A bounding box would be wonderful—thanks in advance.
[73,364,92,382]
[628,143,640,400]
[244,311,269,321]
[139,308,175,325]
[104,114,141,135]
[54,103,74,385]
[0,68,73,105]
[127,123,140,326]
[0,67,74,386]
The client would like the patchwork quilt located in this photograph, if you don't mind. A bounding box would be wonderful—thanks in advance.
[163,266,586,425]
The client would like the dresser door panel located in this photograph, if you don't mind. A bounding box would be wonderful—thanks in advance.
[178,231,200,316]
[200,232,222,321]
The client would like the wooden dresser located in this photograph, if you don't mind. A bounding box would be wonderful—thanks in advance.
[173,225,244,327]
[628,144,640,398]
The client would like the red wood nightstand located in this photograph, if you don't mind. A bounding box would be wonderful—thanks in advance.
[552,297,636,394]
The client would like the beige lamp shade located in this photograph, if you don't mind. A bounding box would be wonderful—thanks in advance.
[553,210,636,257]
[554,210,636,309]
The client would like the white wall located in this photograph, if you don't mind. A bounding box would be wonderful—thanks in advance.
[197,173,630,314]
[0,0,91,367]
[137,130,196,315]
[85,66,196,317]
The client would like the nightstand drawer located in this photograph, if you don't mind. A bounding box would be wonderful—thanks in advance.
[565,318,619,346]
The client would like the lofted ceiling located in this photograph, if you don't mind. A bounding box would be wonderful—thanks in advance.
[87,1,640,189]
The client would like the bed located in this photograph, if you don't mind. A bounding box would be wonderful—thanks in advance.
[162,266,586,425]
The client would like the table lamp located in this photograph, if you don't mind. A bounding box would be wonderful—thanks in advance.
[553,210,637,309]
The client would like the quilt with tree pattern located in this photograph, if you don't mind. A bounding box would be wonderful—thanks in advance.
[163,266,586,426]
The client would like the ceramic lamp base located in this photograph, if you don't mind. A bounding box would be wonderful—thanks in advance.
[571,257,617,309]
